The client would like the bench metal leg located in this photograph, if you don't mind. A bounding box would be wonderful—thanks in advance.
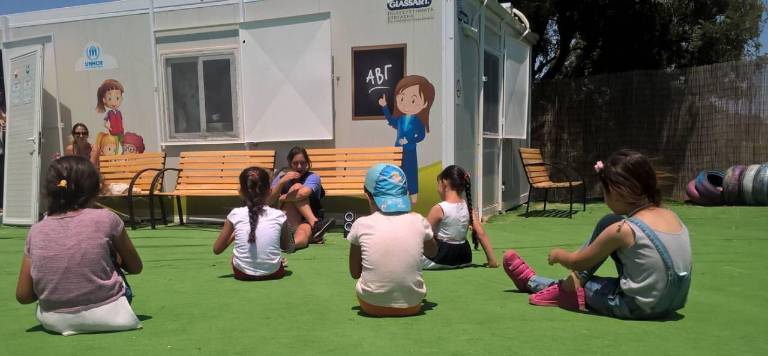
[159,196,168,226]
[569,186,574,219]
[543,189,548,211]
[176,196,184,225]
[525,185,533,217]
[127,196,137,230]
[149,194,157,229]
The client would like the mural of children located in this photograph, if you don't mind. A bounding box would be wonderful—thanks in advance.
[122,132,145,154]
[96,79,125,153]
[378,75,435,204]
[96,132,120,157]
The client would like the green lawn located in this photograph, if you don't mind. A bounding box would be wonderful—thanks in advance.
[1,202,765,355]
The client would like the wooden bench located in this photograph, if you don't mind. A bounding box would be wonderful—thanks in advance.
[519,148,585,218]
[149,150,276,227]
[307,147,403,197]
[98,152,166,230]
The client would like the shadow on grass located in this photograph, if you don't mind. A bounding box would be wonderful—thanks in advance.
[217,270,293,280]
[26,315,152,335]
[493,294,687,322]
[423,263,488,271]
[351,299,438,318]
[519,209,580,218]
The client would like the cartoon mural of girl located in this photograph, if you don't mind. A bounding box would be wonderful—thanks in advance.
[96,132,120,157]
[378,75,435,204]
[122,132,145,154]
[96,79,125,153]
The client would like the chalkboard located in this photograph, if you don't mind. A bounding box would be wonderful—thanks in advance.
[352,44,406,120]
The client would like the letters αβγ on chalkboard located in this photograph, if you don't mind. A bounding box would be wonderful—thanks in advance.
[352,44,406,120]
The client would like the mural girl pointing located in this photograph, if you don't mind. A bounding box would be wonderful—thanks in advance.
[378,75,435,204]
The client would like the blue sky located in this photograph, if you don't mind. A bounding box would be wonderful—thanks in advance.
[2,0,768,54]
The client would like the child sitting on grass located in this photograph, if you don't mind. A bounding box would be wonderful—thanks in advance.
[347,164,437,317]
[422,165,498,269]
[214,166,292,281]
[16,156,143,335]
[503,149,692,319]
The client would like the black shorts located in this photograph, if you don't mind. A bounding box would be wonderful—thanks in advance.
[425,239,472,267]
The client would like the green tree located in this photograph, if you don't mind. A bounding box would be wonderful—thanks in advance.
[507,0,766,80]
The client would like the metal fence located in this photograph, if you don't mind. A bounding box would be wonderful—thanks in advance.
[531,58,768,201]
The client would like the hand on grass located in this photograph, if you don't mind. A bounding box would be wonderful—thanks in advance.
[485,260,499,268]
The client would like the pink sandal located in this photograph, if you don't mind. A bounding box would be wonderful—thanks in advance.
[503,250,536,292]
[529,282,586,311]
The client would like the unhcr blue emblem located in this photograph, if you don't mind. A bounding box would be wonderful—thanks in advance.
[83,42,104,70]
[387,0,432,11]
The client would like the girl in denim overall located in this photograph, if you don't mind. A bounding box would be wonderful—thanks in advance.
[503,150,692,319]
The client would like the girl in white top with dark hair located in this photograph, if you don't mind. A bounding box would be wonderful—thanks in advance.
[213,166,292,281]
[421,165,498,269]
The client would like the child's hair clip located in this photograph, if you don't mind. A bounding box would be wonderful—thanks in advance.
[57,179,68,189]
[594,161,605,173]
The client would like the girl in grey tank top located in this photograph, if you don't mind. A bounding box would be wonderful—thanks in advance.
[502,150,692,319]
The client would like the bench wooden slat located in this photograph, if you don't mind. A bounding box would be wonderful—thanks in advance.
[179,162,274,170]
[520,152,543,159]
[179,156,275,164]
[519,148,541,154]
[100,157,165,166]
[321,176,366,183]
[310,153,403,162]
[527,171,549,178]
[180,171,241,177]
[522,159,544,165]
[312,161,393,169]
[525,166,548,173]
[180,177,240,184]
[100,152,164,161]
[313,169,368,177]
[323,182,365,189]
[176,184,240,190]
[100,164,164,174]
[324,189,365,196]
[181,150,275,157]
[530,176,551,184]
[307,147,402,155]
[168,190,240,196]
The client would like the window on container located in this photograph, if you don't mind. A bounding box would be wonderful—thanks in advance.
[483,51,501,136]
[164,54,238,140]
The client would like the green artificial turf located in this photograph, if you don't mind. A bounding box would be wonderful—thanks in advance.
[1,202,766,355]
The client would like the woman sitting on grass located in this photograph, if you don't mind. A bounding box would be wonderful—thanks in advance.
[270,146,334,250]
[503,149,692,319]
[214,166,292,281]
[16,156,143,335]
[422,165,498,269]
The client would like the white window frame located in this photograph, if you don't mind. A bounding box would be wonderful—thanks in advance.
[160,48,242,143]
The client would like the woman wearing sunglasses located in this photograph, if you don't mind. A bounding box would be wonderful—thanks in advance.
[64,123,99,167]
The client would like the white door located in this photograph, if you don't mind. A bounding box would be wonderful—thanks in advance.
[2,44,44,225]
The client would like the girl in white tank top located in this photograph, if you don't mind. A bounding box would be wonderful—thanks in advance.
[422,165,498,269]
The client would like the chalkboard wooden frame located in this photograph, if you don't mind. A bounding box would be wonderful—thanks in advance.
[351,43,407,120]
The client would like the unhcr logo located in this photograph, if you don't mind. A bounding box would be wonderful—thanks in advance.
[76,41,117,71]
[83,42,104,69]
[86,43,101,61]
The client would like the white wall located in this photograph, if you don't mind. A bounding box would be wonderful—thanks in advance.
[10,14,158,156]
